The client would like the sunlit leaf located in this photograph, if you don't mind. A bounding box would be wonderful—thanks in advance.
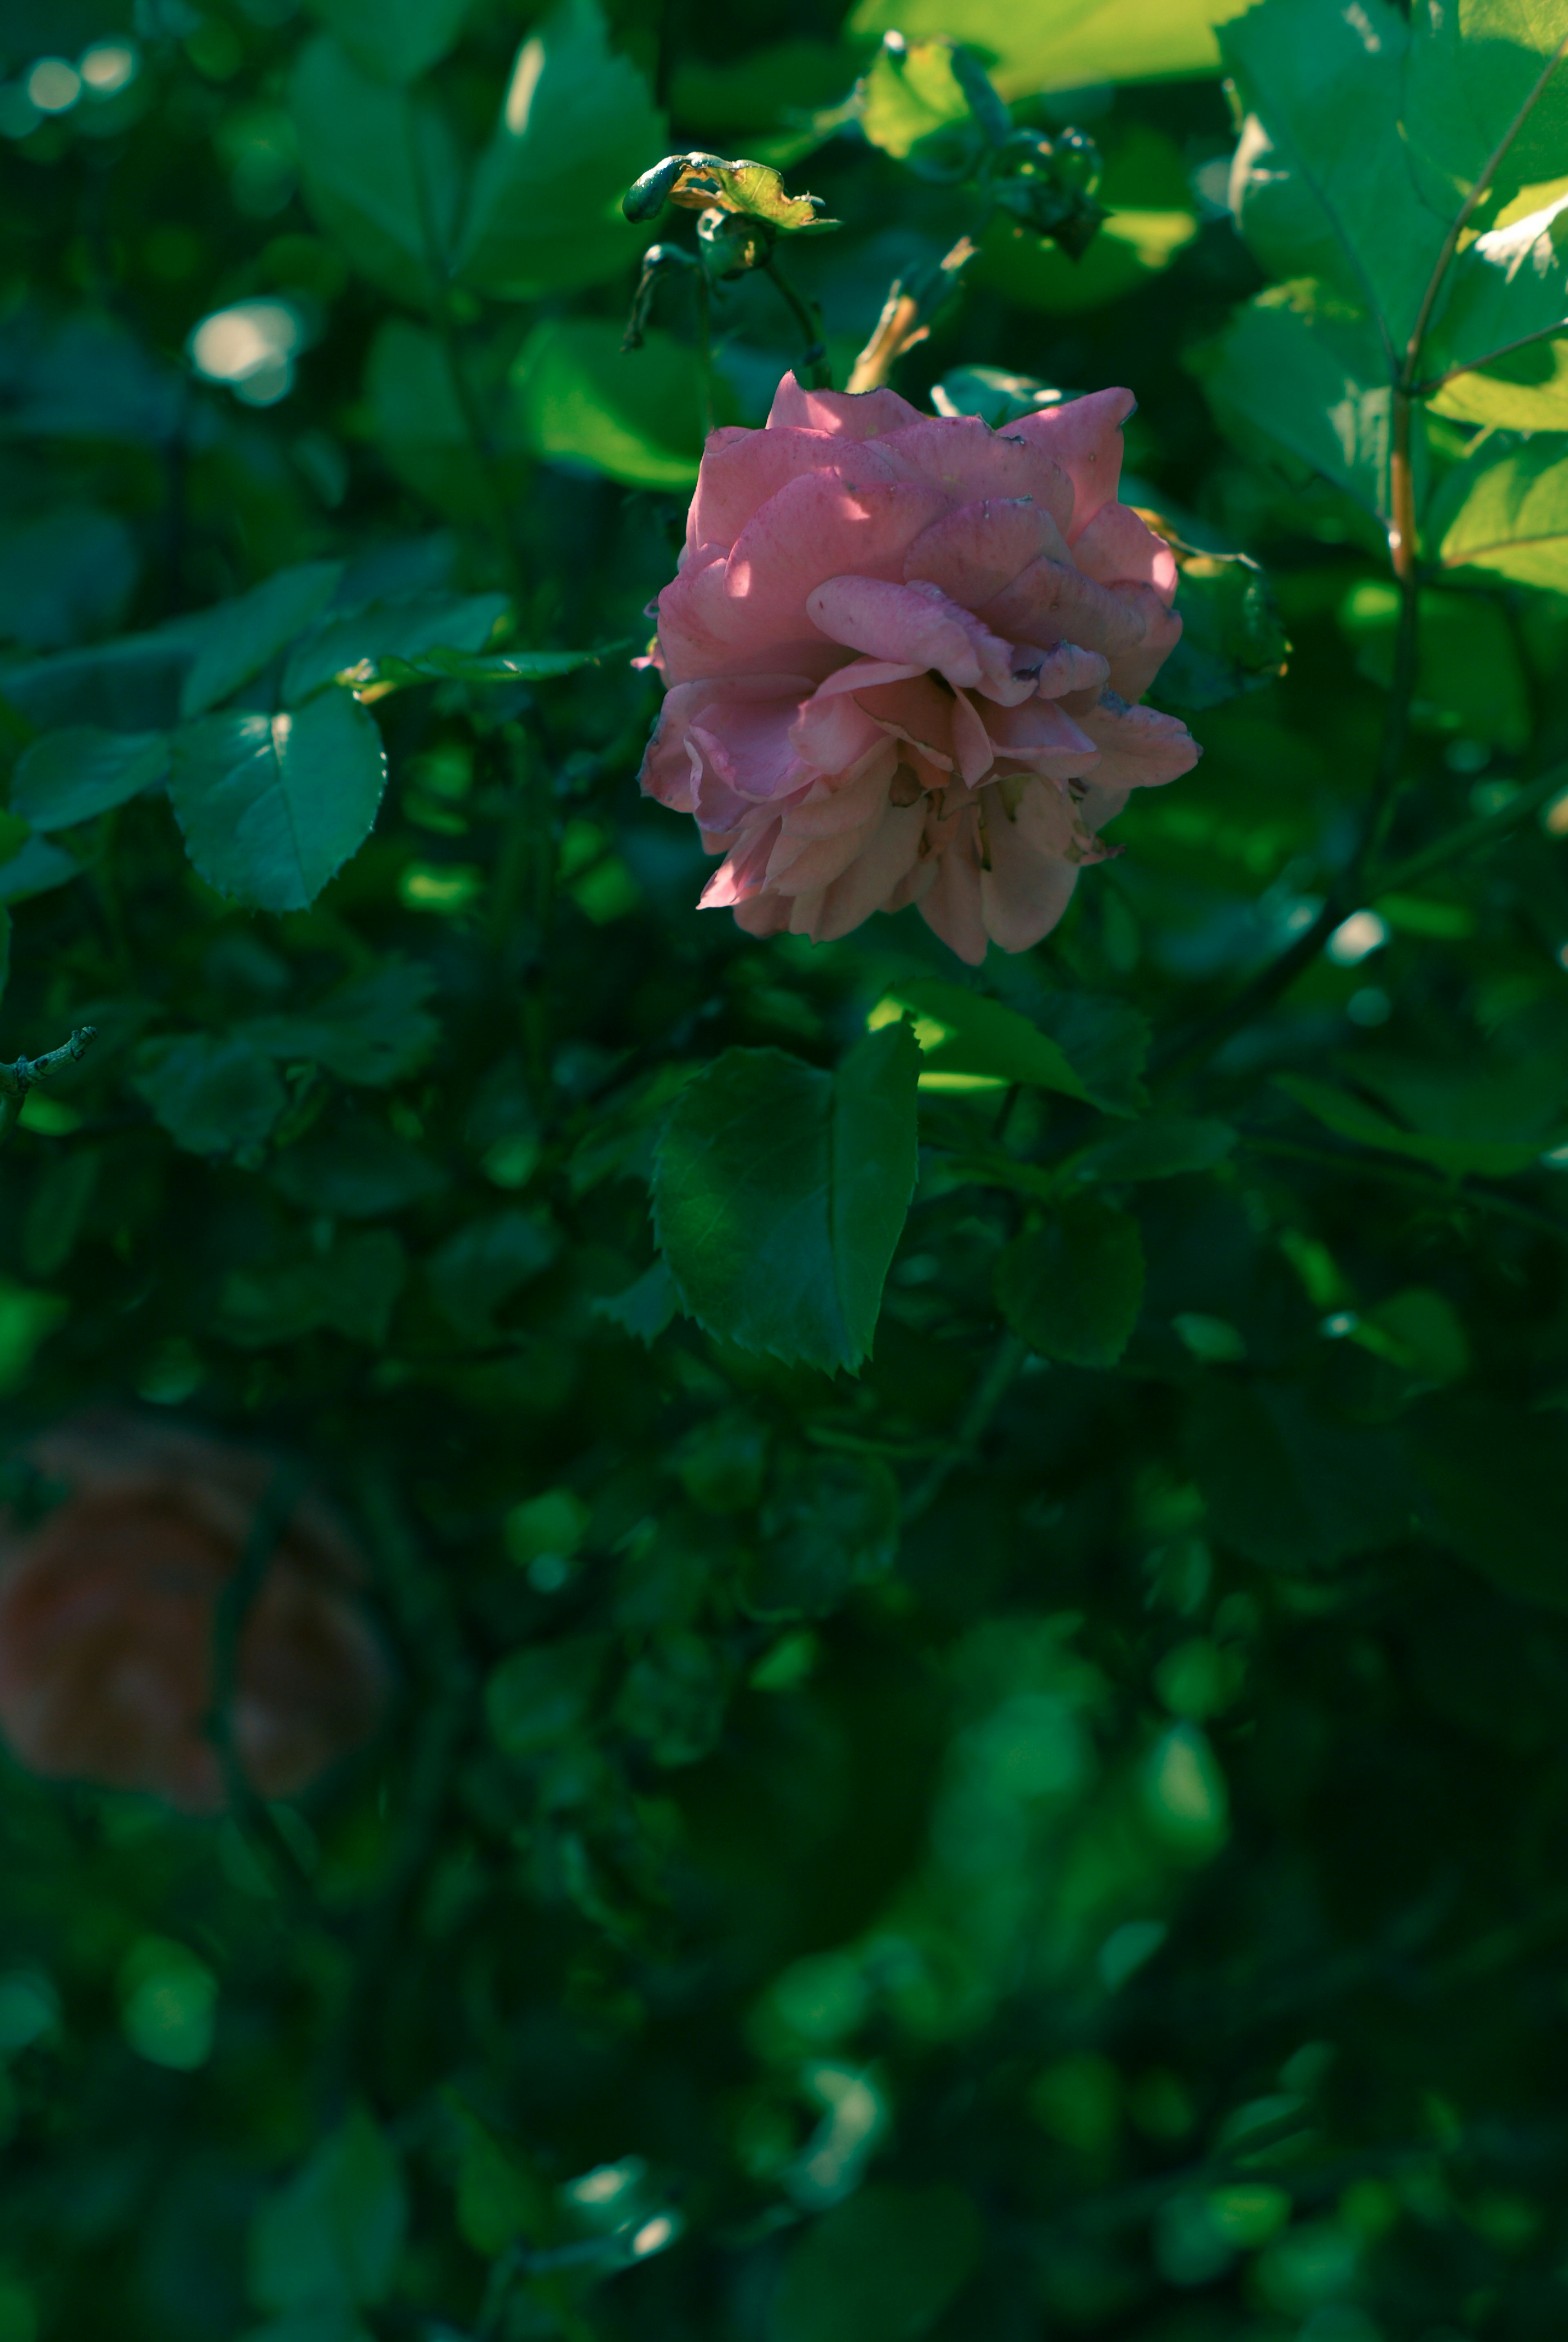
[510,319,706,491]
[846,0,1235,100]
[1425,192,1568,427]
[1431,432,1568,588]
[310,0,471,85]
[1195,290,1396,518]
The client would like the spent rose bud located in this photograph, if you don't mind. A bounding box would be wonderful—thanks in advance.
[0,1416,393,1813]
[638,373,1200,963]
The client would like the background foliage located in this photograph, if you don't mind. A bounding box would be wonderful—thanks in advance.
[2,0,1568,2337]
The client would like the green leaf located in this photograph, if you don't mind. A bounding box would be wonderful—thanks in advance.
[653,1026,920,1374]
[133,1033,287,1158]
[376,646,600,688]
[1196,291,1396,517]
[0,507,137,652]
[219,1232,407,1348]
[846,0,1230,100]
[750,1452,900,1617]
[242,962,440,1088]
[1425,193,1568,427]
[858,39,973,165]
[270,1122,447,1218]
[486,1637,601,1757]
[1277,1072,1550,1175]
[425,1210,560,1341]
[624,150,837,229]
[0,836,82,906]
[1186,1375,1417,1569]
[592,1259,679,1344]
[0,907,10,1010]
[310,0,471,85]
[932,365,1074,425]
[996,1198,1144,1368]
[250,2108,406,2314]
[291,36,462,305]
[771,2184,980,2342]
[1431,432,1568,588]
[510,320,705,492]
[282,594,508,703]
[455,0,664,300]
[1405,0,1568,224]
[1069,1118,1236,1183]
[0,630,193,734]
[11,728,169,830]
[1146,543,1290,712]
[1340,582,1530,750]
[168,691,388,914]
[869,981,1088,1098]
[180,562,343,719]
[1221,0,1445,355]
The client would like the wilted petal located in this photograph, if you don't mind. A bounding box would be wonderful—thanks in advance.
[918,814,989,964]
[985,696,1100,781]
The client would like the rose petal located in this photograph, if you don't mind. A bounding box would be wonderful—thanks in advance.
[698,814,784,908]
[902,496,1067,608]
[806,575,1032,703]
[1076,692,1200,793]
[984,696,1100,782]
[1009,387,1135,538]
[788,795,928,942]
[1105,586,1183,701]
[766,371,926,439]
[766,757,899,895]
[917,819,989,965]
[1071,501,1179,603]
[979,779,1083,952]
[877,415,1076,532]
[639,673,818,814]
[976,555,1147,663]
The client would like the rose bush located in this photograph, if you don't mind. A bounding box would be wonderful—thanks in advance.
[639,373,1200,961]
[0,1417,392,1812]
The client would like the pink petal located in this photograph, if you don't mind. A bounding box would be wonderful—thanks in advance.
[1105,586,1183,701]
[876,416,1075,532]
[901,497,1067,609]
[788,795,928,942]
[639,673,818,813]
[918,814,989,964]
[688,426,874,559]
[950,687,998,786]
[790,679,889,774]
[698,815,783,908]
[1076,693,1200,793]
[1027,641,1111,699]
[766,371,925,439]
[1071,501,1179,602]
[806,575,1032,703]
[733,891,793,937]
[851,672,959,771]
[1009,387,1135,539]
[690,698,812,806]
[976,556,1147,663]
[766,758,899,895]
[979,781,1082,952]
[984,697,1100,782]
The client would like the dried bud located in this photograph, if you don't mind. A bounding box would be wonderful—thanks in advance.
[623,151,836,234]
[0,1416,393,1812]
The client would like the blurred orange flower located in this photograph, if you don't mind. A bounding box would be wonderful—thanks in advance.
[0,1415,393,1812]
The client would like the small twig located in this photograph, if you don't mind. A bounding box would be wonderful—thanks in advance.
[0,1025,98,1149]
[208,1461,327,1918]
[902,1329,1029,1523]
[1240,1133,1568,1252]
[762,257,831,388]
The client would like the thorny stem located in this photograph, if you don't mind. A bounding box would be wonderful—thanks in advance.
[0,1025,98,1149]
[762,256,830,389]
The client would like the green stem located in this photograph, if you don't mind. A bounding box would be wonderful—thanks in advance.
[902,1329,1029,1523]
[695,270,715,440]
[763,258,830,389]
[1372,756,1568,898]
[1240,1133,1568,1253]
[433,303,527,606]
[0,1025,98,1151]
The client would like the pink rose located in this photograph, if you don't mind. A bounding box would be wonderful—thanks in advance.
[0,1416,393,1813]
[638,373,1200,963]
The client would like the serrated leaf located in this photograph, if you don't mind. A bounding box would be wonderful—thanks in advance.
[0,836,83,904]
[1405,0,1568,225]
[510,320,705,492]
[168,692,387,914]
[310,0,471,85]
[291,36,462,305]
[132,1033,287,1158]
[282,594,508,703]
[376,646,599,688]
[456,0,664,300]
[870,981,1089,1098]
[996,1198,1144,1368]
[11,728,169,830]
[250,2108,406,2313]
[653,1027,920,1374]
[180,563,343,719]
[1432,432,1568,588]
[1221,0,1445,356]
[1196,292,1396,518]
[1144,539,1290,711]
[243,962,440,1087]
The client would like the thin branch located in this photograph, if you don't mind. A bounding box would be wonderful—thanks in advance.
[1372,756,1568,896]
[1401,32,1568,387]
[1417,317,1568,398]
[762,258,830,389]
[902,1330,1029,1523]
[0,1025,98,1149]
[1240,1133,1568,1252]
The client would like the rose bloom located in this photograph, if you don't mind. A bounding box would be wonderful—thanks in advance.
[639,372,1200,962]
[0,1416,392,1813]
